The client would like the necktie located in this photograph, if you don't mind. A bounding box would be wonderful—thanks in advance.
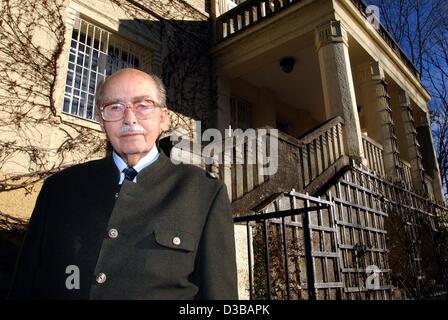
[123,166,138,182]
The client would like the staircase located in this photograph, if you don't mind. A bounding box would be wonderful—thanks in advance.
[168,115,348,214]
[225,116,348,214]
[170,117,349,216]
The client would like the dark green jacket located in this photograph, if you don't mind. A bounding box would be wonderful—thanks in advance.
[9,152,238,299]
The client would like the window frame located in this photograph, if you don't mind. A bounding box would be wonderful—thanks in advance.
[61,15,152,124]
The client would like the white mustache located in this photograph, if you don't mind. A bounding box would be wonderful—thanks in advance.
[119,124,145,135]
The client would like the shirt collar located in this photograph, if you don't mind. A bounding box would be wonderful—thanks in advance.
[112,144,160,184]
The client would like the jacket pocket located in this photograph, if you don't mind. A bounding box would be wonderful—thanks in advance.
[153,229,196,252]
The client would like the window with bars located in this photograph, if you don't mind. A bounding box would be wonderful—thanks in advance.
[63,17,150,121]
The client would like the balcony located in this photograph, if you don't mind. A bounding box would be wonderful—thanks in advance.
[362,134,385,177]
[216,0,301,41]
[215,0,421,82]
[349,0,420,80]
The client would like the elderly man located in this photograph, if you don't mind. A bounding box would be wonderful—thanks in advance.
[9,68,238,299]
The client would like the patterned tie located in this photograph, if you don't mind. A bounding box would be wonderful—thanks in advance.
[123,166,138,182]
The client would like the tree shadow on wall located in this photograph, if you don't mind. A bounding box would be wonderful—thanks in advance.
[117,17,216,135]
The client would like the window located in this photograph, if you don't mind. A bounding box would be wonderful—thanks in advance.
[63,17,150,121]
[230,97,252,130]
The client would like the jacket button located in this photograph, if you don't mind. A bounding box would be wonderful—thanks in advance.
[108,228,118,239]
[96,273,107,284]
[172,236,181,246]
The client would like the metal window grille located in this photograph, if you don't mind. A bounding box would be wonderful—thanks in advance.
[63,17,149,121]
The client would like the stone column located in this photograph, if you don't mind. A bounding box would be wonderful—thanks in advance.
[416,112,445,202]
[356,61,401,178]
[399,90,425,193]
[315,20,365,164]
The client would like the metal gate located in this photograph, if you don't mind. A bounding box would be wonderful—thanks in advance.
[233,167,447,300]
[234,191,344,300]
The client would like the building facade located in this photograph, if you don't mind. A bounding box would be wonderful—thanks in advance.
[0,0,446,299]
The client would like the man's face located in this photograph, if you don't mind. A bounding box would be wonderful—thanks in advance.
[99,69,167,164]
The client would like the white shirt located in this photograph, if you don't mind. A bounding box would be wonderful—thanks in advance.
[112,144,160,184]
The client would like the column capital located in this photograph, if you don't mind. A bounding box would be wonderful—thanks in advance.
[314,20,348,51]
[356,61,384,83]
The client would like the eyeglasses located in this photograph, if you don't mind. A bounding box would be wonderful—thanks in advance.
[100,99,160,121]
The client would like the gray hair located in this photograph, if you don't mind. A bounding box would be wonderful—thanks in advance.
[95,70,167,114]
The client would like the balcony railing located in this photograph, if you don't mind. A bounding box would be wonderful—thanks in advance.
[216,0,301,41]
[219,129,273,201]
[226,116,346,201]
[350,0,420,80]
[362,134,385,177]
[299,117,345,187]
[362,135,416,191]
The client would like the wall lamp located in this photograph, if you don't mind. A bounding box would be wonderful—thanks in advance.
[280,56,296,74]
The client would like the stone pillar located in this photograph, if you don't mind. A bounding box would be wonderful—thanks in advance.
[399,90,425,193]
[416,112,445,202]
[356,61,401,178]
[315,20,365,164]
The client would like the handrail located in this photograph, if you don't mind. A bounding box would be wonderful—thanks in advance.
[362,134,385,177]
[299,116,344,145]
[362,134,383,150]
